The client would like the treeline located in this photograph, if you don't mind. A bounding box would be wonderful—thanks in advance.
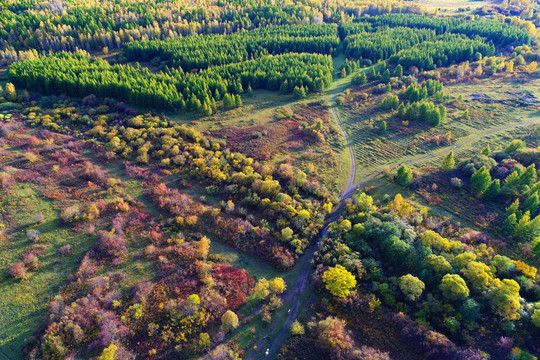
[0,0,421,54]
[361,13,463,34]
[358,13,531,46]
[338,22,373,38]
[9,52,333,111]
[343,27,437,62]
[389,34,495,71]
[123,24,340,71]
[338,14,527,70]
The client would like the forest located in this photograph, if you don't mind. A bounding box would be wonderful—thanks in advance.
[0,0,539,360]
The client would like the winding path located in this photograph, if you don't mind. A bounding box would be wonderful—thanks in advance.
[249,94,540,359]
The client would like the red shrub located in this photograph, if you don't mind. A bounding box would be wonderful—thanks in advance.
[212,264,254,310]
[9,261,28,279]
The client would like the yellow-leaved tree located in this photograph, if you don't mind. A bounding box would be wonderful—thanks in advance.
[322,265,356,298]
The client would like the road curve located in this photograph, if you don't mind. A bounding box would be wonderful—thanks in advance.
[249,92,357,360]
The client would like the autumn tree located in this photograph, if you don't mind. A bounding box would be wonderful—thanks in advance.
[221,310,239,331]
[398,274,425,301]
[440,274,470,301]
[461,261,493,291]
[322,265,357,298]
[425,254,452,273]
[4,82,16,100]
[492,279,521,321]
[290,320,305,335]
[98,343,118,360]
[491,255,514,276]
[269,277,287,294]
[198,236,211,260]
[253,278,270,300]
[532,309,540,328]
[315,317,355,359]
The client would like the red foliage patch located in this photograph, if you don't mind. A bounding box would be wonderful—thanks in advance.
[211,264,254,310]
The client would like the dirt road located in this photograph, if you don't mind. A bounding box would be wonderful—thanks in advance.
[249,106,540,359]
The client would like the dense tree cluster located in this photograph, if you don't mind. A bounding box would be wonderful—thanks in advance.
[9,51,333,111]
[397,100,446,126]
[361,13,464,34]
[0,0,424,57]
[361,13,531,46]
[451,20,532,47]
[389,34,495,71]
[123,24,340,70]
[315,192,540,357]
[338,14,528,72]
[343,27,437,62]
[460,143,540,244]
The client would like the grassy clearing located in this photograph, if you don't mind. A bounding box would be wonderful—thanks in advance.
[337,75,540,182]
[209,240,282,281]
[165,54,354,196]
[360,175,479,229]
[0,184,94,359]
[414,0,493,13]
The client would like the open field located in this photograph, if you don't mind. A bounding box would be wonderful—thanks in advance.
[0,185,94,358]
[414,0,494,13]
[335,74,540,181]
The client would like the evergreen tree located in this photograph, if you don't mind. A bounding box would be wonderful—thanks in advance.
[280,80,289,94]
[523,192,539,215]
[470,166,491,195]
[293,86,306,99]
[368,66,377,80]
[481,145,491,156]
[393,64,403,77]
[382,69,391,83]
[506,199,521,218]
[520,164,537,187]
[379,121,387,134]
[503,213,518,233]
[396,165,413,187]
[223,93,232,107]
[483,179,500,200]
[352,72,367,85]
[234,94,243,107]
[441,151,455,170]
[201,101,212,116]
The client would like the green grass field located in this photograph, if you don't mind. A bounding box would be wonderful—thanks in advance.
[0,184,94,359]
[164,54,354,196]
[336,74,540,181]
